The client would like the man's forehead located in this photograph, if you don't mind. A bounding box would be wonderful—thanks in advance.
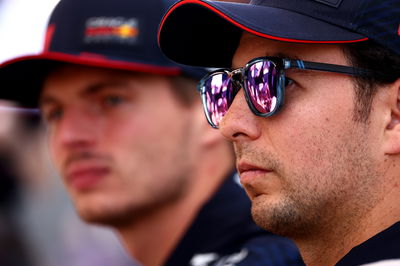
[40,65,123,102]
[40,65,174,101]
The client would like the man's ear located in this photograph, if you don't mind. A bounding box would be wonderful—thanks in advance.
[384,78,400,154]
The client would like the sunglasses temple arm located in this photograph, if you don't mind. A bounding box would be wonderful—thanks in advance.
[288,59,372,77]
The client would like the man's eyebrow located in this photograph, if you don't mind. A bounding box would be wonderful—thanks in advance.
[271,52,300,60]
[39,95,58,107]
[83,81,131,95]
[40,80,131,106]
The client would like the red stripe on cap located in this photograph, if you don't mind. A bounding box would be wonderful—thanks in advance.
[1,52,182,76]
[79,52,107,59]
[52,52,182,75]
[159,0,369,44]
[43,24,56,52]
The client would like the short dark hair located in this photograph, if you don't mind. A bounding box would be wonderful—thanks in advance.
[342,41,400,122]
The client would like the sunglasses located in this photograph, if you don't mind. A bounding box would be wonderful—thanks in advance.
[198,56,372,128]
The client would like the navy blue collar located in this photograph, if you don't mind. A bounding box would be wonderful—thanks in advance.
[336,222,400,265]
[164,172,263,265]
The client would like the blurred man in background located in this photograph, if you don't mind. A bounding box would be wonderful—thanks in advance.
[0,0,302,265]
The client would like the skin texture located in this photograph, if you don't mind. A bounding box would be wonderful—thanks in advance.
[219,32,400,265]
[40,64,233,266]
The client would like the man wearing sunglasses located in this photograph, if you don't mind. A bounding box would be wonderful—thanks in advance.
[158,0,400,265]
[0,0,305,265]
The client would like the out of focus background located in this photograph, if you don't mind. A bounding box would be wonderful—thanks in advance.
[0,0,137,265]
[0,0,55,62]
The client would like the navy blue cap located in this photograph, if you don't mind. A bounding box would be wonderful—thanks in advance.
[158,0,400,68]
[0,0,207,107]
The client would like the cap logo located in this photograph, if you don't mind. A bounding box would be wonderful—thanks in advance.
[43,24,56,52]
[84,17,139,44]
[310,0,343,8]
[398,24,400,36]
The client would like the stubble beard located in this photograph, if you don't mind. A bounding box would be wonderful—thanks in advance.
[243,126,381,240]
[251,184,332,239]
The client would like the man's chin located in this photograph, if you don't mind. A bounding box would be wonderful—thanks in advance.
[251,198,319,239]
[251,198,297,236]
[73,201,136,227]
[75,202,160,228]
[79,211,136,228]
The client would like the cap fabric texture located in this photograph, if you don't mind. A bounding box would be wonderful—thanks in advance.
[158,0,400,68]
[0,0,207,107]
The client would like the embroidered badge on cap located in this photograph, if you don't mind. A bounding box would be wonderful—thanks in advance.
[84,17,139,44]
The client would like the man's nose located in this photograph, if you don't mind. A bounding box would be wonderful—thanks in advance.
[55,107,98,149]
[219,89,261,142]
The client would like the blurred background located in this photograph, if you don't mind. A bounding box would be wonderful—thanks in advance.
[0,0,59,62]
[0,0,248,265]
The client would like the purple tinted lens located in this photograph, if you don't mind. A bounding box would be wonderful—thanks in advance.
[245,60,278,114]
[204,72,234,127]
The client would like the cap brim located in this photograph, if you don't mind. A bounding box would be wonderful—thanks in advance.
[0,52,183,108]
[158,0,368,68]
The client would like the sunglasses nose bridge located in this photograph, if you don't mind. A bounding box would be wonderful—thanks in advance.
[230,68,244,94]
[230,68,243,82]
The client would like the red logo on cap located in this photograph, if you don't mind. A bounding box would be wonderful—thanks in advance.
[44,24,56,52]
[85,25,138,38]
[398,24,400,36]
[84,17,139,44]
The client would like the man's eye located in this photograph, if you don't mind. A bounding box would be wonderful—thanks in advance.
[285,77,294,87]
[103,95,125,107]
[42,108,63,122]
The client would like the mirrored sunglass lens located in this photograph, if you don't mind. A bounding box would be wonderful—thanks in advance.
[203,72,234,127]
[245,60,278,114]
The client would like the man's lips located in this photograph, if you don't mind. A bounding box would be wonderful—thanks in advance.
[65,162,110,190]
[237,162,272,183]
[238,162,271,174]
[237,162,275,199]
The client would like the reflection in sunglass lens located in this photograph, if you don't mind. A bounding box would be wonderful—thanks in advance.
[245,60,278,114]
[204,72,234,127]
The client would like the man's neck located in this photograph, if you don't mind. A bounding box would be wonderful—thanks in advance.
[115,145,234,266]
[296,187,400,266]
